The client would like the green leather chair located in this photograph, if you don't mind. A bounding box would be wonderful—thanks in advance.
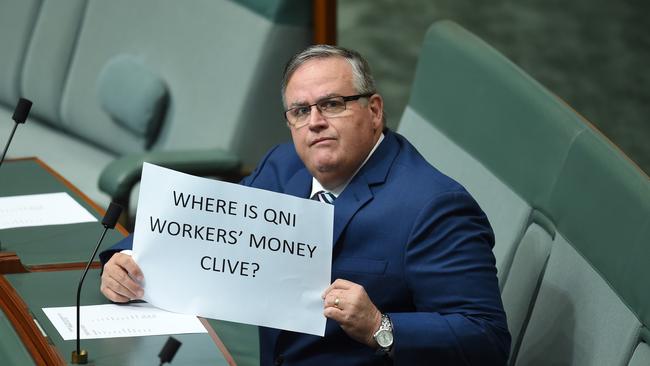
[398,20,650,365]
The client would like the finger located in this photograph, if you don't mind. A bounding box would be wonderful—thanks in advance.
[105,254,144,295]
[323,306,345,322]
[113,253,144,282]
[321,278,354,298]
[102,260,144,298]
[324,291,342,309]
[100,271,132,302]
[102,273,142,300]
[107,269,143,299]
[100,283,130,303]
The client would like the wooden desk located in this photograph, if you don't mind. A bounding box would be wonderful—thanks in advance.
[0,158,259,365]
[0,269,239,365]
[0,157,128,273]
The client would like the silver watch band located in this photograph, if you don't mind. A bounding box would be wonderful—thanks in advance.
[373,313,394,353]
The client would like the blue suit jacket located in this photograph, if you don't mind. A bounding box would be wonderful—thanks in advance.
[102,130,510,365]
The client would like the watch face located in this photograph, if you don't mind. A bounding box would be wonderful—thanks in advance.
[376,329,393,348]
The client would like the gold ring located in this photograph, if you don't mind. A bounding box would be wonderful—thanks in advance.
[334,297,340,308]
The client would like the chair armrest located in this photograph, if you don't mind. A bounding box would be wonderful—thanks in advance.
[99,148,242,204]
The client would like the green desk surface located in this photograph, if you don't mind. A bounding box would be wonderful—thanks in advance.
[207,319,259,366]
[0,159,126,269]
[4,269,234,365]
[0,309,33,365]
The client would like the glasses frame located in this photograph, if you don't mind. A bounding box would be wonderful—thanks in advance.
[284,93,375,128]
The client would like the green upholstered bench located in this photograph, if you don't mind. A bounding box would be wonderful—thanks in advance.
[397,20,650,365]
[0,0,312,212]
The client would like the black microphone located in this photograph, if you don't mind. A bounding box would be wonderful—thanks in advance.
[0,98,32,169]
[72,202,123,364]
[158,336,182,365]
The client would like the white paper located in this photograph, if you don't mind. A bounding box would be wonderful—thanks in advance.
[0,192,96,229]
[42,303,207,340]
[132,163,333,336]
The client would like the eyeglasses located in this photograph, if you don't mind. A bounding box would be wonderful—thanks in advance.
[284,93,374,128]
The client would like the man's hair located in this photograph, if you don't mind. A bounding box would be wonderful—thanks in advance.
[281,45,378,107]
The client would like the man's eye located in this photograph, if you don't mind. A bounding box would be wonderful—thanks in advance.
[320,100,343,110]
[292,107,310,117]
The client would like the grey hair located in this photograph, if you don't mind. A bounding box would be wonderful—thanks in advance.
[281,45,378,107]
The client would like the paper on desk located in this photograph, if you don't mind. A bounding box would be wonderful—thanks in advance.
[0,192,96,229]
[42,303,207,340]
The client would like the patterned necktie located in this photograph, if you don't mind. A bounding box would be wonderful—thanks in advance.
[311,190,336,204]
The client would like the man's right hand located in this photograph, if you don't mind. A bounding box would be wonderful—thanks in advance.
[100,252,144,303]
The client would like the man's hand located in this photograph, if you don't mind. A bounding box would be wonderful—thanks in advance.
[322,279,382,348]
[100,253,144,303]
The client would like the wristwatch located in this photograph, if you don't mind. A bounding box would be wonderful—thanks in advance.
[373,313,394,352]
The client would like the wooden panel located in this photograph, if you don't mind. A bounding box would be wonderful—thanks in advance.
[313,0,336,45]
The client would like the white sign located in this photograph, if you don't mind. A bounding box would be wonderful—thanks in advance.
[133,163,333,336]
[43,303,207,340]
[0,192,96,229]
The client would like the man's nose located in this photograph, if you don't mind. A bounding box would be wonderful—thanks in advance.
[307,105,328,128]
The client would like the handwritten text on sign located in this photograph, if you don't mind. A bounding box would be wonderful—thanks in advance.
[132,163,333,336]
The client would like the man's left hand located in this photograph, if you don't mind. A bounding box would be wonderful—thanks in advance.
[322,279,382,348]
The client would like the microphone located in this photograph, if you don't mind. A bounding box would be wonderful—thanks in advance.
[0,98,32,169]
[72,202,123,364]
[158,336,182,365]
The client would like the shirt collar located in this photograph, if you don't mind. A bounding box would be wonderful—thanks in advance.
[310,133,385,198]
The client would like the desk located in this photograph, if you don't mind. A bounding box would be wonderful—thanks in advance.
[0,158,127,273]
[0,269,246,365]
[0,158,259,365]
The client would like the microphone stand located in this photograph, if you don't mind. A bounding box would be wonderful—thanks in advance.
[0,98,32,251]
[72,202,122,364]
[71,228,109,364]
[0,123,19,170]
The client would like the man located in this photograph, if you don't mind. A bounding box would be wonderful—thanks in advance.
[100,45,510,365]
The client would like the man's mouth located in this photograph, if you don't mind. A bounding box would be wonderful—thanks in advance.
[310,137,335,146]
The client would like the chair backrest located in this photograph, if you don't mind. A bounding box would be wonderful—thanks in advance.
[59,0,311,166]
[0,0,313,210]
[398,20,650,365]
[0,0,41,109]
[20,0,87,126]
[515,128,650,365]
[1,0,312,168]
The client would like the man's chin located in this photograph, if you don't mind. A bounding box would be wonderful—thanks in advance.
[314,161,337,174]
[308,163,341,184]
[307,154,335,169]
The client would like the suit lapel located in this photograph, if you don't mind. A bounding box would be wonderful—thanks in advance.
[280,131,401,247]
[283,167,312,198]
[331,131,400,246]
[332,177,372,245]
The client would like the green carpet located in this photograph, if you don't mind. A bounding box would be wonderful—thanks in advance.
[339,0,650,175]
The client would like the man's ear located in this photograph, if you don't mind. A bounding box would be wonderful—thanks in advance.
[368,94,384,128]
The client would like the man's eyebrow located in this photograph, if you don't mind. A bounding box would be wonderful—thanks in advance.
[288,93,341,108]
[288,100,309,108]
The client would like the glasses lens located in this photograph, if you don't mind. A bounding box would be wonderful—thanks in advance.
[287,106,311,125]
[285,95,356,127]
[318,97,346,116]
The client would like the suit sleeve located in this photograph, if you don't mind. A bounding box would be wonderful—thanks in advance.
[239,144,280,188]
[239,144,303,191]
[390,191,510,365]
[99,234,134,265]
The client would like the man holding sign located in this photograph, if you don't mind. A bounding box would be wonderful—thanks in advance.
[100,46,510,365]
